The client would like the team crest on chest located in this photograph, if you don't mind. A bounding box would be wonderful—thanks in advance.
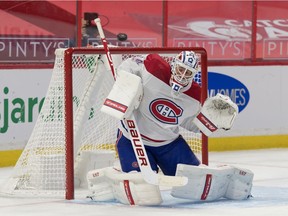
[149,98,183,124]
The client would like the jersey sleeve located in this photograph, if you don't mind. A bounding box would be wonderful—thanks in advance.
[180,100,202,132]
[180,116,201,132]
[144,54,171,84]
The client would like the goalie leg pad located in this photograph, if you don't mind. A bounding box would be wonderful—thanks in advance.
[171,164,254,201]
[75,150,116,188]
[171,164,234,201]
[114,178,163,206]
[87,168,115,201]
[87,167,162,206]
[224,166,254,200]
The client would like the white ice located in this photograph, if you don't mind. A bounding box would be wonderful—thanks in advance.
[1,148,288,216]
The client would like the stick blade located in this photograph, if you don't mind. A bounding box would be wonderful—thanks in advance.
[143,171,188,187]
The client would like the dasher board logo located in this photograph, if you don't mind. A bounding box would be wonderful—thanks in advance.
[88,38,158,47]
[171,19,288,59]
[0,37,69,63]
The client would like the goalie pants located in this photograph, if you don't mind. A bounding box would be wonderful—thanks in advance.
[116,130,200,176]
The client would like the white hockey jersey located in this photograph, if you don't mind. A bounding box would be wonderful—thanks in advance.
[117,54,202,147]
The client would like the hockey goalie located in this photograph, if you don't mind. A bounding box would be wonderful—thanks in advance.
[86,49,253,206]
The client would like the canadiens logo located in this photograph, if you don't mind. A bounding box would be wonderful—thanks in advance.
[149,98,183,124]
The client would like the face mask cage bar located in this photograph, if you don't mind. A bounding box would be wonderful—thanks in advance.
[171,59,198,86]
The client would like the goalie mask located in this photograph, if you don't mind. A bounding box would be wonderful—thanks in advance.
[170,51,199,96]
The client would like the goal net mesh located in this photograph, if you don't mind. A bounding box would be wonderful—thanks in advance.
[0,47,207,198]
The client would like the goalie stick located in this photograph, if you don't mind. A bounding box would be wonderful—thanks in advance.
[94,18,188,187]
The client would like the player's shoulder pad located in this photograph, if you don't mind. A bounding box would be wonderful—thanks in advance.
[144,53,171,84]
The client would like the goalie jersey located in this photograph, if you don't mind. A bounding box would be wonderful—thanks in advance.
[117,54,202,147]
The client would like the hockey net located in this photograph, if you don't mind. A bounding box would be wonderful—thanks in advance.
[0,47,208,199]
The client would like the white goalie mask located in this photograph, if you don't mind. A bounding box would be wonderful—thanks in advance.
[170,51,199,96]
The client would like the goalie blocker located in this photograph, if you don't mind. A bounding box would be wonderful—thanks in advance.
[101,69,143,120]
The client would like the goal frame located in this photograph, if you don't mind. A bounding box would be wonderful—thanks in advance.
[64,47,208,199]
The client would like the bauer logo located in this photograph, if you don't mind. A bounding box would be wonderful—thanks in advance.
[208,72,250,113]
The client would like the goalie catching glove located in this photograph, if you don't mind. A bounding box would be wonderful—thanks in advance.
[193,93,238,136]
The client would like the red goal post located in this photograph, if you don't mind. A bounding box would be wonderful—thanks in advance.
[0,47,208,200]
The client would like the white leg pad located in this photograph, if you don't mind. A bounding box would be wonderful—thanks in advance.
[87,167,162,205]
[114,178,162,205]
[224,166,254,200]
[87,168,115,201]
[171,164,234,201]
[75,150,116,188]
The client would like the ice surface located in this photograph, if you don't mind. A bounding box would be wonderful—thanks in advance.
[1,149,288,216]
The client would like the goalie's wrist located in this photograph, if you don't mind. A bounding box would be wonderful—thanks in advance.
[193,112,218,136]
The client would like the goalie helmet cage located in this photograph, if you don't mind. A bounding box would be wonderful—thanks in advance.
[0,47,208,200]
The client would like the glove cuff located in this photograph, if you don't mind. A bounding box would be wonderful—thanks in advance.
[193,112,218,136]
